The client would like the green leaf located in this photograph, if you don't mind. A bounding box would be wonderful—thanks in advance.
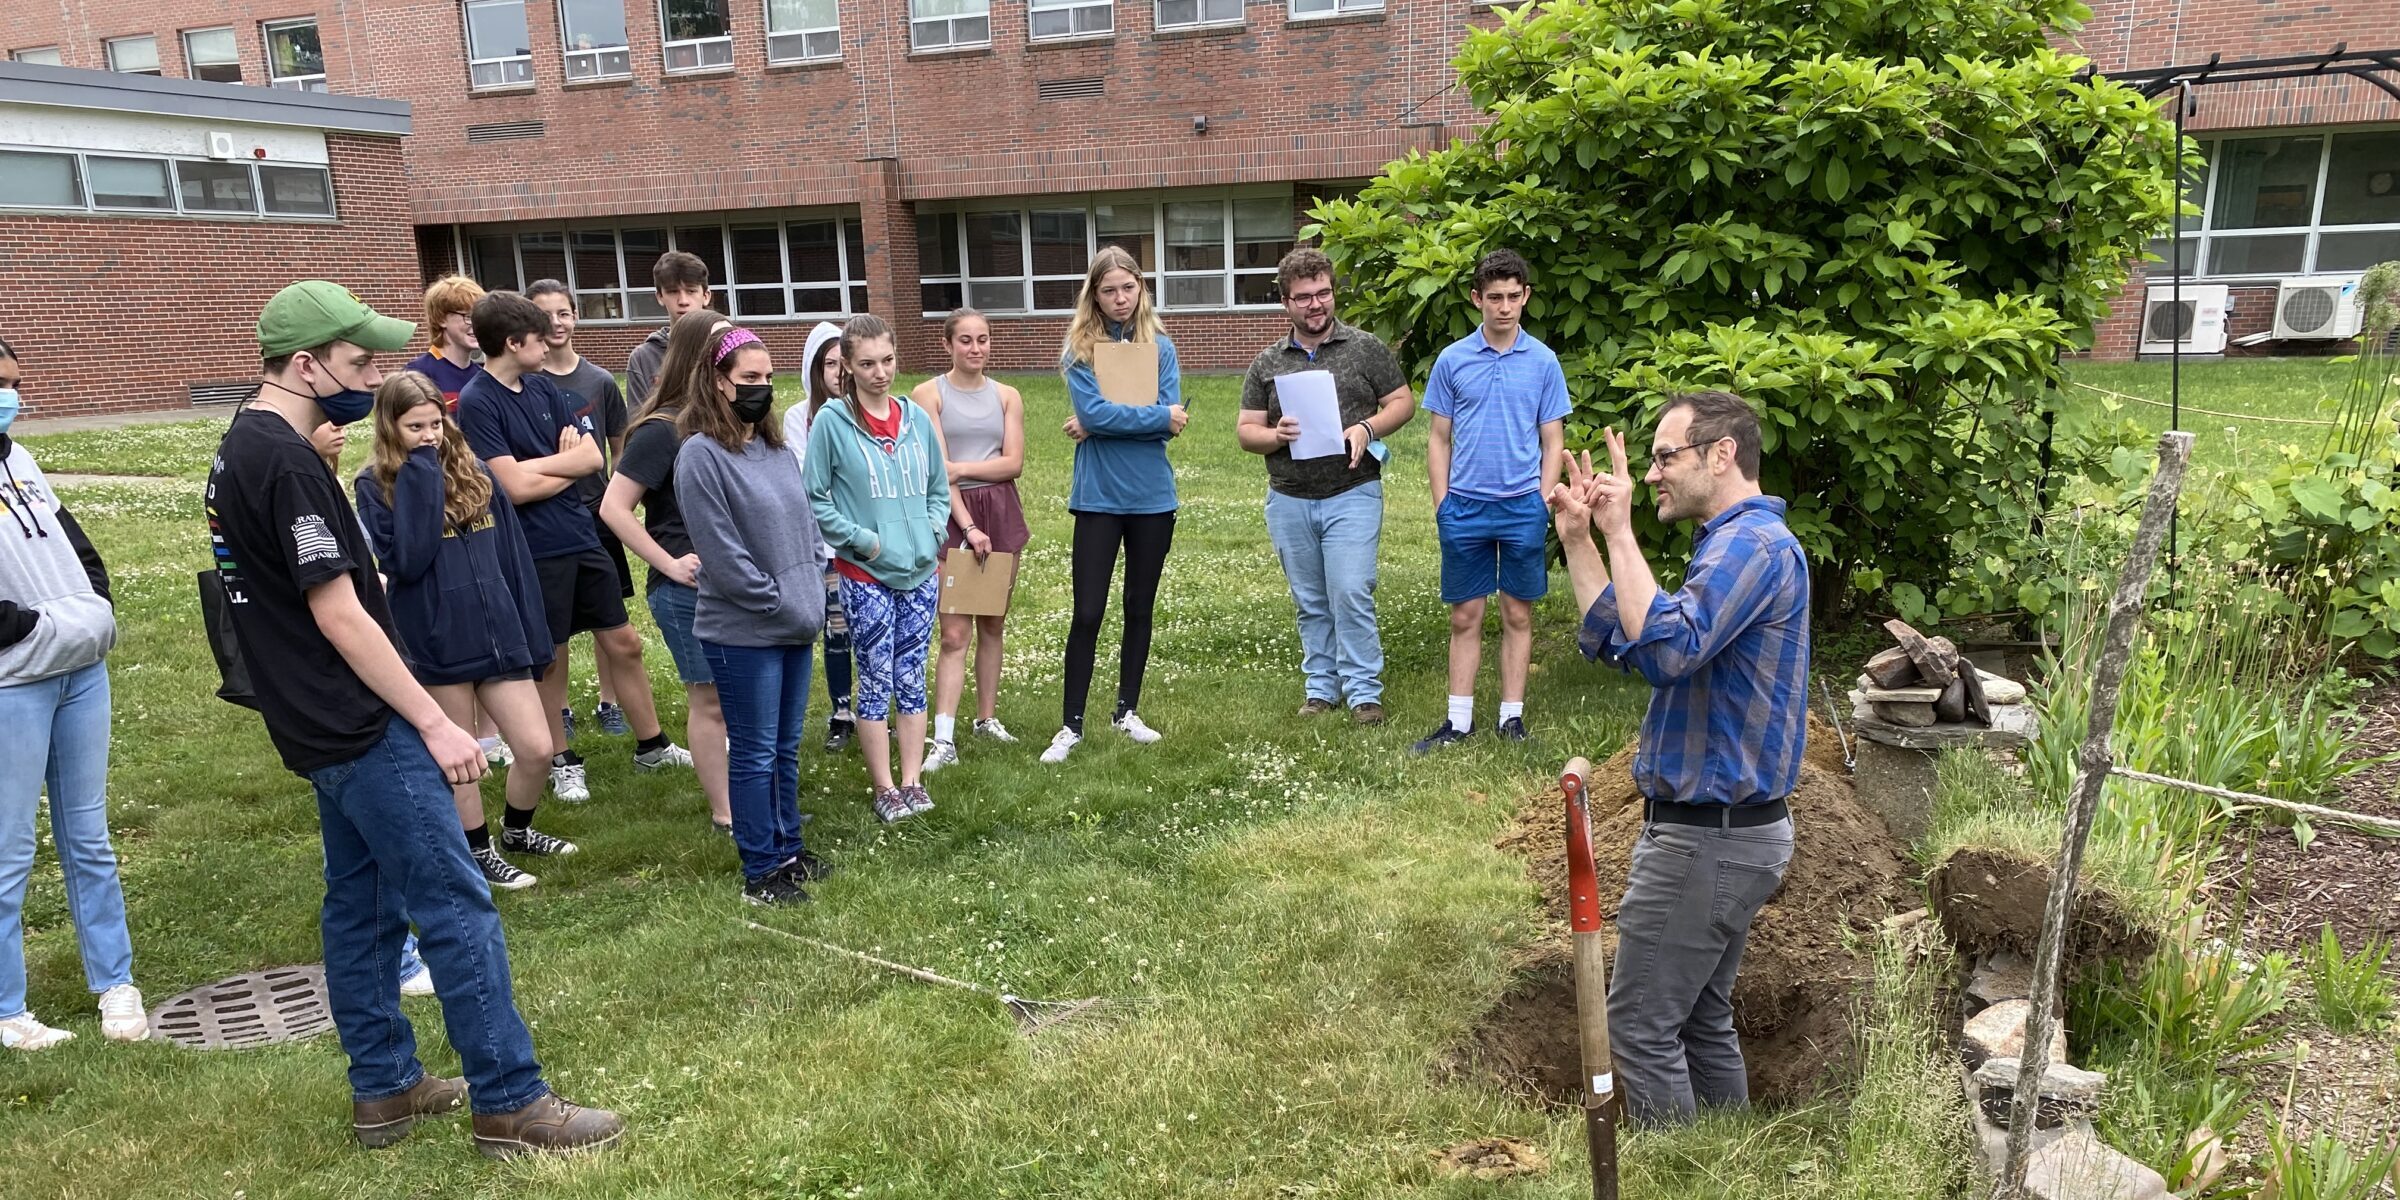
[1886,220,1913,248]
[2288,476,2348,523]
[1824,158,1851,201]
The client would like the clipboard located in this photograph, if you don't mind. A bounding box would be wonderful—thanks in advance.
[1093,341,1159,406]
[938,550,1017,616]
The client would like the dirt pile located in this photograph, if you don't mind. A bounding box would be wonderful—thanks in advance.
[1451,719,1910,1106]
[1928,846,2156,981]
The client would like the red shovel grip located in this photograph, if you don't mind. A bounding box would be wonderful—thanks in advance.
[1561,758,1603,933]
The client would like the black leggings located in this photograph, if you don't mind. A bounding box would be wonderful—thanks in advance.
[1062,510,1177,732]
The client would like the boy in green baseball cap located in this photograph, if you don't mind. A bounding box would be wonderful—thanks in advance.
[205,281,626,1159]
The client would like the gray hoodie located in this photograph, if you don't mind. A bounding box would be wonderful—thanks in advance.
[675,431,827,648]
[0,438,116,685]
[626,325,672,410]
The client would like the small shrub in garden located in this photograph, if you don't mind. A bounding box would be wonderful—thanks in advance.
[2075,929,2293,1076]
[2259,1101,2400,1200]
[2300,925,2394,1034]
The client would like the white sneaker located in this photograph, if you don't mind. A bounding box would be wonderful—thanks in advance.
[0,1011,74,1051]
[549,758,590,803]
[1040,727,1081,764]
[973,717,1017,744]
[633,742,694,772]
[923,738,958,773]
[399,964,437,997]
[1112,712,1162,744]
[481,736,513,768]
[97,984,147,1042]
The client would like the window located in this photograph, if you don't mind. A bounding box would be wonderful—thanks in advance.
[559,0,631,80]
[468,217,867,322]
[107,35,161,75]
[184,28,243,83]
[464,1,534,89]
[2153,131,2400,280]
[764,0,839,63]
[910,0,990,50]
[661,0,734,72]
[0,151,82,209]
[264,20,326,90]
[89,156,173,209]
[177,161,258,213]
[11,47,64,66]
[259,165,335,216]
[1155,0,1240,28]
[1030,0,1112,40]
[917,193,1294,315]
[1289,0,1380,15]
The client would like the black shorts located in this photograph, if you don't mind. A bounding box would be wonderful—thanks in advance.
[593,510,636,600]
[534,547,631,647]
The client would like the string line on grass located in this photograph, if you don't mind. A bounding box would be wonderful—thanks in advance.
[2069,380,2338,427]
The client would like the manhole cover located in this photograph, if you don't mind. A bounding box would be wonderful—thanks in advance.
[149,965,337,1050]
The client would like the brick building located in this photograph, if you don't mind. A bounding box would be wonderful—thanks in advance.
[7,0,1495,399]
[2076,0,2400,358]
[0,62,414,419]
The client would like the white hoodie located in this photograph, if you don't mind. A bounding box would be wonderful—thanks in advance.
[783,321,847,563]
[0,439,116,685]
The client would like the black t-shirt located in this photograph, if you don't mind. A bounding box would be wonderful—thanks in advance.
[614,415,692,591]
[456,370,602,561]
[205,409,397,774]
[545,356,627,511]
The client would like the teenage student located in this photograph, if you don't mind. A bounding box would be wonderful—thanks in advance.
[1413,248,1569,754]
[206,282,620,1155]
[356,373,579,890]
[0,336,146,1052]
[675,326,831,905]
[910,308,1027,770]
[604,311,736,832]
[627,252,715,410]
[783,323,857,753]
[1042,247,1188,765]
[526,280,634,742]
[456,292,689,805]
[405,275,486,411]
[803,314,950,824]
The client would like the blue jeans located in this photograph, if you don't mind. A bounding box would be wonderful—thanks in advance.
[1265,481,1386,707]
[307,719,546,1113]
[0,662,135,1020]
[701,641,813,882]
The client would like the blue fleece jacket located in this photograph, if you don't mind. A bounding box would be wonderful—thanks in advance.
[354,449,554,687]
[804,397,952,592]
[1064,323,1182,515]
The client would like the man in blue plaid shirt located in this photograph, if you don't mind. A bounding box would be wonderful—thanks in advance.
[1550,389,1810,1125]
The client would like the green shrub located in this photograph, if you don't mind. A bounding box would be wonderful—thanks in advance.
[2074,931,2293,1077]
[2300,925,2394,1034]
[2259,1121,2400,1200]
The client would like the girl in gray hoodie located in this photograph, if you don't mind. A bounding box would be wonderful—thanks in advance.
[0,337,145,1051]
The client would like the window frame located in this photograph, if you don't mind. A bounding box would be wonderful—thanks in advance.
[762,0,841,64]
[558,0,634,81]
[464,213,870,325]
[262,18,327,91]
[908,0,992,51]
[1028,0,1114,41]
[11,47,65,66]
[2153,127,2400,282]
[462,0,537,91]
[1287,0,1381,18]
[659,0,735,74]
[916,191,1295,317]
[105,35,162,76]
[1153,0,1242,30]
[0,143,336,221]
[182,27,244,83]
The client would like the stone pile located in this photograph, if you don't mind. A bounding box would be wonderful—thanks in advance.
[1850,619,2032,736]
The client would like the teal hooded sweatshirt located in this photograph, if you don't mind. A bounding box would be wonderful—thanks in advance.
[803,395,952,592]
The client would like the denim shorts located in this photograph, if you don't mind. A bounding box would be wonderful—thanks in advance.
[645,581,712,685]
[1436,490,1550,603]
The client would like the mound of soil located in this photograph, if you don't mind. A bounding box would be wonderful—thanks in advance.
[1453,718,1910,1107]
[1927,846,2156,982]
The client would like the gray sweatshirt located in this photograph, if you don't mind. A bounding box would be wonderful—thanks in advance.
[675,431,826,648]
[0,439,117,685]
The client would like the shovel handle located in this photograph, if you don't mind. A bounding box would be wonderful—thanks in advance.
[1560,758,1602,932]
[1561,756,1620,1200]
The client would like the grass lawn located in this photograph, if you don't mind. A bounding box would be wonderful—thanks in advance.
[4,373,1706,1199]
[2064,355,2359,484]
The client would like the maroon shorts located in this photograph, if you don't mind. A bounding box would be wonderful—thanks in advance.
[943,480,1031,555]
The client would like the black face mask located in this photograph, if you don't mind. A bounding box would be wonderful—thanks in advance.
[731,382,775,424]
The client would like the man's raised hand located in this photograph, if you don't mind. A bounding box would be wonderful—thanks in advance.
[1549,448,1598,537]
[1591,427,1637,538]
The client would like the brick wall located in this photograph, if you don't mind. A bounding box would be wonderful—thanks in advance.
[0,133,420,420]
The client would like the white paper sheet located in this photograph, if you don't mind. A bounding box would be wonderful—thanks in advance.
[1273,370,1346,461]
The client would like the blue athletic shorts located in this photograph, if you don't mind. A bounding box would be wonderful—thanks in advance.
[1437,490,1550,604]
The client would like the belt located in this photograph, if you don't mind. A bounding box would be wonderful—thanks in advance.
[1643,797,1790,828]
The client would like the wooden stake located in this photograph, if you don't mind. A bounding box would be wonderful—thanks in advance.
[1561,757,1620,1200]
[1996,431,2194,1198]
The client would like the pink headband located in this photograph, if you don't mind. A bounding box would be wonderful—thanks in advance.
[713,327,762,365]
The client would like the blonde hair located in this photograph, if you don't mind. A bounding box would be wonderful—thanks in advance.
[367,371,493,528]
[1059,246,1163,370]
[422,275,486,351]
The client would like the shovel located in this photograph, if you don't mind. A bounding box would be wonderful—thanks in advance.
[1561,757,1621,1200]
[741,921,1105,1036]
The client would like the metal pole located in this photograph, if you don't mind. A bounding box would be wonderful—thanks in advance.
[2168,82,2187,597]
[1561,758,1619,1200]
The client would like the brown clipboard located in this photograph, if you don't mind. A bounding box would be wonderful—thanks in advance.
[938,550,1017,617]
[1093,341,1159,406]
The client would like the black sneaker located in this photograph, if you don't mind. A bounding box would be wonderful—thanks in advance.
[742,870,810,907]
[1411,720,1473,755]
[500,826,578,857]
[1498,716,1529,742]
[824,715,855,753]
[472,846,537,890]
[787,851,837,884]
[560,706,577,744]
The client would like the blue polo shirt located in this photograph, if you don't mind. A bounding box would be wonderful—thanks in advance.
[1422,327,1571,501]
[456,370,601,561]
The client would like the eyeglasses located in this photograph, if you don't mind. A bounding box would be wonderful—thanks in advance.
[1642,436,1727,474]
[1285,287,1334,307]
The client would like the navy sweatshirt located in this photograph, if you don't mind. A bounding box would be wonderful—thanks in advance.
[354,448,555,687]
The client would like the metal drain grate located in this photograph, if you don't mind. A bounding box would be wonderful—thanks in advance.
[149,965,337,1050]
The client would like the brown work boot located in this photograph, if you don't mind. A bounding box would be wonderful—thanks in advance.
[1351,702,1387,726]
[353,1074,466,1148]
[1298,697,1337,717]
[471,1093,626,1159]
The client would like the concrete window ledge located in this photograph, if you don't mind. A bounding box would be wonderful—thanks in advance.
[1285,12,1387,30]
[1151,22,1248,42]
[764,58,846,74]
[561,76,634,92]
[1027,32,1118,52]
[467,84,538,99]
[908,45,995,62]
[661,66,738,81]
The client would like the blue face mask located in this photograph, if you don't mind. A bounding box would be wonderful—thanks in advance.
[0,388,18,435]
[301,358,374,425]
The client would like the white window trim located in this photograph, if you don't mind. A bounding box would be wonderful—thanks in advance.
[2159,128,2400,283]
[105,35,161,75]
[762,0,840,64]
[659,0,735,74]
[11,47,65,65]
[0,143,336,221]
[1028,0,1114,42]
[262,19,327,90]
[917,190,1295,317]
[1153,0,1242,30]
[558,0,634,81]
[909,0,992,51]
[462,1,536,91]
[182,28,242,81]
[468,214,868,325]
[1287,0,1382,19]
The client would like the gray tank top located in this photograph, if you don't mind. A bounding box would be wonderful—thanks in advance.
[934,374,1005,490]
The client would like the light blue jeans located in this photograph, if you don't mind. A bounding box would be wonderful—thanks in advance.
[1264,480,1386,707]
[0,662,136,1020]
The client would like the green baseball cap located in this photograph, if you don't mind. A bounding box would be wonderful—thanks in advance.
[257,280,417,358]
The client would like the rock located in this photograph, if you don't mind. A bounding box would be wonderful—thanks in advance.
[1976,668,2027,705]
[1975,1057,2107,1128]
[1874,701,1939,727]
[1853,704,2038,751]
[1961,999,2067,1067]
[1885,619,1960,688]
[1865,645,1921,688]
[1936,676,1970,724]
[1967,949,2035,1006]
[2021,1126,2171,1200]
[1432,1137,1548,1181]
[1964,1064,2073,1181]
[1957,665,1990,725]
[1858,677,1945,703]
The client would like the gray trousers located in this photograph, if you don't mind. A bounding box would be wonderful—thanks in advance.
[1606,815,1794,1125]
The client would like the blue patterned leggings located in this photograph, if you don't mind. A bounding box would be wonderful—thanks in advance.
[840,574,939,721]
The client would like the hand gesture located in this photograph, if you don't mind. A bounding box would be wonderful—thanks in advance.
[965,526,993,563]
[1591,427,1636,538]
[557,424,587,456]
[1549,450,1596,537]
[420,717,488,786]
[1167,404,1190,436]
[1344,422,1371,468]
[1063,416,1087,443]
[664,553,701,589]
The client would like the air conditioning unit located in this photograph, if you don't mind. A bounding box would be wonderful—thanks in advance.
[2272,275,2365,341]
[2138,283,2229,355]
[206,130,239,159]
